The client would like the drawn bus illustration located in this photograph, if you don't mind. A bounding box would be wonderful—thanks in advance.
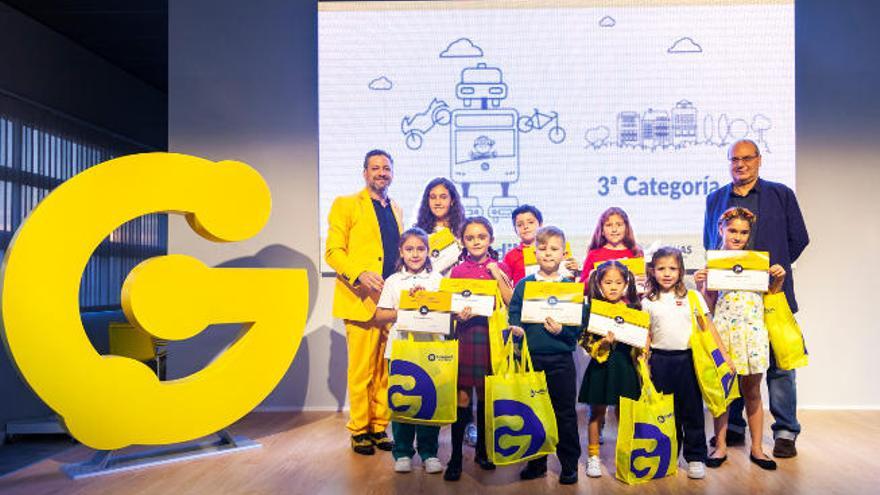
[402,61,565,222]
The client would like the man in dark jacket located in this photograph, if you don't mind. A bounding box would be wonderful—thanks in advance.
[703,139,809,459]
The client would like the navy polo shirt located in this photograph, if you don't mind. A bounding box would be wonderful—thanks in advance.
[372,198,400,278]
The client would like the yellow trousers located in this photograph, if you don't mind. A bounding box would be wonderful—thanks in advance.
[345,319,389,435]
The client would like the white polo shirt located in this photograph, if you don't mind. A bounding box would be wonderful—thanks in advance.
[377,268,445,359]
[641,290,710,351]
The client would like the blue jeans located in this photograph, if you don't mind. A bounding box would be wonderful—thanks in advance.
[728,350,800,440]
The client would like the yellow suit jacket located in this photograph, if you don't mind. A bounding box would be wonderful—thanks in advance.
[325,188,404,321]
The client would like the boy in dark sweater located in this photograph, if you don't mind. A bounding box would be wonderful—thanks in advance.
[507,226,585,485]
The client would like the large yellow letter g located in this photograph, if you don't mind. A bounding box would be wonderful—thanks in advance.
[0,153,307,450]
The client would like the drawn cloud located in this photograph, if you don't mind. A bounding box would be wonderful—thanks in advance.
[599,16,616,28]
[368,76,393,91]
[440,38,484,58]
[667,37,703,54]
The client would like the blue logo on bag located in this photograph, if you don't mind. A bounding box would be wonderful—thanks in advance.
[711,349,736,397]
[630,422,672,479]
[547,296,558,305]
[388,360,437,420]
[493,399,546,458]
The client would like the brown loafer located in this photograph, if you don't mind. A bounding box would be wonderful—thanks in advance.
[773,438,797,458]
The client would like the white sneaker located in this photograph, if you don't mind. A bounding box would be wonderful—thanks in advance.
[423,457,444,474]
[586,455,602,478]
[687,461,706,479]
[394,457,412,473]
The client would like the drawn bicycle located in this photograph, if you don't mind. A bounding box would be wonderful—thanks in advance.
[517,109,566,144]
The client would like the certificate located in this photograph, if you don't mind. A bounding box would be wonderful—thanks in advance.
[706,250,770,292]
[521,281,585,326]
[586,299,650,349]
[440,278,497,317]
[593,256,646,276]
[429,227,460,274]
[397,290,452,334]
[523,242,575,278]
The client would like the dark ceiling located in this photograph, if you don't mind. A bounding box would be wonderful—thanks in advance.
[4,0,168,92]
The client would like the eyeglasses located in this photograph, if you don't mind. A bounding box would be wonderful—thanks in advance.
[729,154,760,165]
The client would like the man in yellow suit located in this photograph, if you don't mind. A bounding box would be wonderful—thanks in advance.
[326,149,403,455]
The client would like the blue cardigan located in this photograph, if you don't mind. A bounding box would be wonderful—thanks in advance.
[703,178,809,313]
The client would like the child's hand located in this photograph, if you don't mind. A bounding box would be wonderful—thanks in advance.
[457,306,473,322]
[693,268,708,290]
[408,285,426,296]
[508,325,525,337]
[487,262,513,288]
[603,331,616,345]
[543,317,563,335]
[768,264,787,294]
[564,257,580,273]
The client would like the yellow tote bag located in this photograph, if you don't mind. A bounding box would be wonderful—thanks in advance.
[388,334,458,425]
[487,287,510,374]
[484,335,559,466]
[763,292,808,370]
[687,290,740,417]
[616,359,678,484]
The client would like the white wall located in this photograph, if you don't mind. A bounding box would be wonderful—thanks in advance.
[169,0,880,410]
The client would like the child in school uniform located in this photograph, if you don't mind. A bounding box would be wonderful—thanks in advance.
[579,260,645,478]
[507,226,584,485]
[504,205,579,286]
[579,207,643,284]
[444,216,513,481]
[374,227,445,474]
[642,247,734,480]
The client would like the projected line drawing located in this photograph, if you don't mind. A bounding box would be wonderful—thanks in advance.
[599,16,616,28]
[667,37,703,54]
[585,126,611,149]
[584,100,773,152]
[368,76,393,90]
[401,99,451,150]
[440,38,484,58]
[518,109,566,143]
[401,62,566,223]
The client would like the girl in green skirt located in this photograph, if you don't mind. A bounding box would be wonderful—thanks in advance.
[579,260,646,478]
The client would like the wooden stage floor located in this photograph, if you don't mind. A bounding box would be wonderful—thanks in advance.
[0,409,876,494]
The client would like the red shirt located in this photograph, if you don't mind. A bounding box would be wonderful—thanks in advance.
[579,246,637,284]
[502,243,527,286]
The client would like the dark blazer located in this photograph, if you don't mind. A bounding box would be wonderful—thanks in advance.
[703,178,809,312]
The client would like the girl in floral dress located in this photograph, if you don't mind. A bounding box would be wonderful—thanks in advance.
[695,207,786,471]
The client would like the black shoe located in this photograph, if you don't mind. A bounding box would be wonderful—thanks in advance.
[750,454,777,471]
[369,431,394,451]
[351,434,375,455]
[519,464,547,480]
[705,451,727,468]
[710,430,745,447]
[444,460,462,481]
[773,438,797,458]
[559,469,578,485]
[475,455,496,471]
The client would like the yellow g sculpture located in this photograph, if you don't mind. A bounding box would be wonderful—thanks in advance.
[0,153,307,451]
